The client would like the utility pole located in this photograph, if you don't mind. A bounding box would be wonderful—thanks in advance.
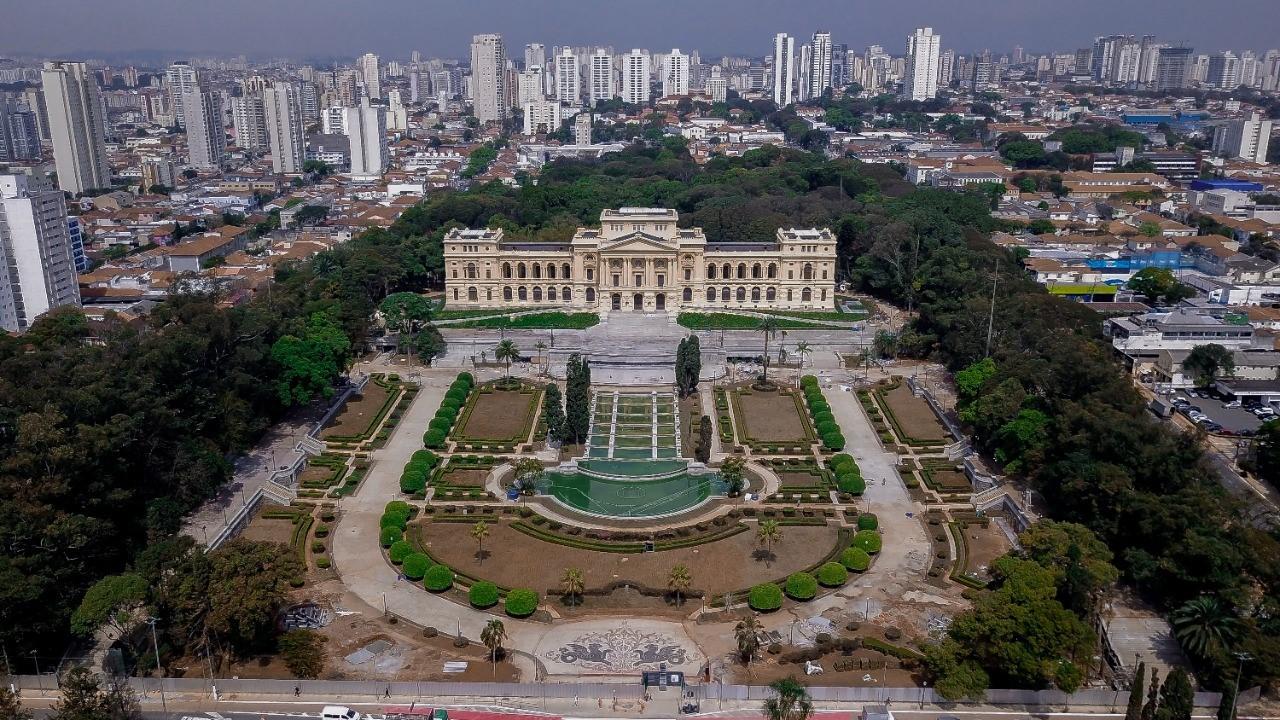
[984,258,999,358]
[148,619,166,711]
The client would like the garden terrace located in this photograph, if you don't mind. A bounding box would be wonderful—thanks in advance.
[872,379,952,448]
[585,391,680,460]
[948,513,1009,589]
[727,383,817,454]
[298,454,347,490]
[451,380,542,452]
[762,458,835,504]
[919,459,971,499]
[321,374,416,447]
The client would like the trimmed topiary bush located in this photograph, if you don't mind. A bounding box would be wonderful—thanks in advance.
[457,372,475,387]
[837,474,865,495]
[423,564,454,591]
[504,588,539,617]
[402,553,431,580]
[469,581,499,609]
[748,583,784,611]
[380,526,401,548]
[801,375,819,388]
[822,432,846,451]
[388,540,413,564]
[785,572,819,600]
[424,429,447,448]
[817,420,839,436]
[813,410,835,426]
[817,562,849,587]
[853,530,882,554]
[316,557,330,569]
[857,513,879,531]
[428,417,453,434]
[840,547,871,572]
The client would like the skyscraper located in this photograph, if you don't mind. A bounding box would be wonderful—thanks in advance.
[772,33,795,107]
[182,87,226,169]
[902,27,941,101]
[166,61,198,129]
[345,99,388,179]
[803,32,833,101]
[0,101,41,161]
[574,112,592,145]
[517,68,544,107]
[621,49,650,105]
[263,84,305,174]
[357,53,382,99]
[230,94,268,151]
[663,49,690,97]
[386,89,408,131]
[41,61,110,194]
[0,174,80,332]
[525,43,546,71]
[1213,113,1272,163]
[589,49,615,105]
[1154,47,1194,91]
[555,49,581,104]
[1208,52,1241,89]
[470,34,508,125]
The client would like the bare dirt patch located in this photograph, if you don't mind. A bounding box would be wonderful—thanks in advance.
[881,384,950,443]
[240,512,296,545]
[456,389,538,442]
[416,520,841,598]
[959,522,1011,579]
[733,389,808,442]
[321,384,392,440]
[776,471,824,488]
[436,468,488,488]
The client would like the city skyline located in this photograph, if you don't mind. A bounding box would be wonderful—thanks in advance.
[1,0,1277,62]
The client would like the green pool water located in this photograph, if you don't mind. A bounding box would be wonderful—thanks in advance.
[545,468,716,518]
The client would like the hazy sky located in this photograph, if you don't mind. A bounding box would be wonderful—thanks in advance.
[1,0,1276,62]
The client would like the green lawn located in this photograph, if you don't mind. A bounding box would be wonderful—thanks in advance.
[676,312,834,330]
[434,306,554,321]
[447,312,600,329]
[763,310,863,322]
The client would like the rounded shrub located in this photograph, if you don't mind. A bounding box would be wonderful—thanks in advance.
[813,410,835,426]
[816,562,849,587]
[837,474,865,495]
[840,547,871,572]
[748,583,783,612]
[809,397,829,412]
[822,432,846,451]
[439,398,461,413]
[423,564,454,591]
[784,572,818,601]
[857,513,879,531]
[831,453,855,473]
[444,389,468,405]
[379,526,401,548]
[315,557,331,569]
[801,375,819,388]
[428,416,453,434]
[388,540,413,564]
[402,553,431,580]
[424,429,447,449]
[853,530,882,554]
[817,420,839,436]
[469,581,500,609]
[457,372,475,387]
[504,588,539,617]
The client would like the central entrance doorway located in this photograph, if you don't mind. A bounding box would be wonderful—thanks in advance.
[655,293,665,311]
[611,293,622,311]
[632,293,643,311]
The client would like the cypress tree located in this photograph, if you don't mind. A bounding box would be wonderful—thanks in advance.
[1125,662,1147,720]
[543,383,566,443]
[564,353,591,443]
[1216,682,1235,720]
[682,335,701,395]
[1141,669,1161,720]
[1156,668,1193,720]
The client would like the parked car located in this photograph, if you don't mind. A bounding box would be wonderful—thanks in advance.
[1225,401,1242,408]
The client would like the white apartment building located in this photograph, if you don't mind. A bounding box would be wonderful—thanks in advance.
[165,62,198,129]
[322,105,347,135]
[555,49,581,104]
[574,112,593,145]
[802,33,832,101]
[621,49,650,105]
[523,101,561,135]
[517,68,544,107]
[706,66,728,102]
[41,61,110,195]
[230,94,268,151]
[345,99,388,179]
[1208,52,1240,90]
[387,89,409,131]
[471,34,508,125]
[663,49,690,97]
[1213,113,1272,163]
[902,27,941,101]
[0,174,80,332]
[181,88,225,169]
[772,33,795,106]
[357,52,382,99]
[589,50,616,105]
[263,84,305,174]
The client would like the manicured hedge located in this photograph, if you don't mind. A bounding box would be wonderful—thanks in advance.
[837,474,865,495]
[424,429,447,448]
[822,431,846,451]
[831,454,856,474]
[853,530,882,554]
[784,572,818,600]
[388,540,413,564]
[505,588,539,617]
[469,581,499,609]
[381,500,412,529]
[402,553,431,580]
[816,561,849,587]
[748,583,783,611]
[857,513,879,531]
[424,564,454,591]
[399,449,439,494]
[379,526,401,548]
[841,546,871,572]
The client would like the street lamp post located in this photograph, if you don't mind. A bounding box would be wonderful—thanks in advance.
[148,619,167,711]
[30,651,40,695]
[1227,651,1251,720]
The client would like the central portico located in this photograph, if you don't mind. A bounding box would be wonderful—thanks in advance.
[442,207,837,313]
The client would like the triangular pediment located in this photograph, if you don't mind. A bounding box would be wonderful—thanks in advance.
[599,232,674,253]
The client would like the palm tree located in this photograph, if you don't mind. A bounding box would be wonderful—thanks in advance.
[561,567,585,608]
[534,340,548,374]
[471,520,490,563]
[494,339,519,379]
[794,342,812,371]
[763,677,813,720]
[735,617,762,666]
[667,564,692,606]
[758,317,780,385]
[1171,596,1241,660]
[480,619,507,678]
[757,519,782,567]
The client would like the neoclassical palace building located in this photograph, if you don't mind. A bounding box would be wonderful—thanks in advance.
[442,208,837,314]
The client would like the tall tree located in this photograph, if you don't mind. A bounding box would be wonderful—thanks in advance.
[50,667,140,720]
[0,686,31,720]
[720,456,747,496]
[758,316,780,385]
[494,339,519,380]
[667,564,692,606]
[379,292,433,353]
[481,619,507,678]
[1182,344,1236,388]
[763,677,813,720]
[736,617,762,667]
[1171,596,1241,661]
[471,520,490,563]
[542,383,566,443]
[270,312,352,406]
[561,567,585,607]
[564,353,591,443]
[1125,662,1147,720]
[1141,669,1161,720]
[1156,668,1194,720]
[757,519,782,565]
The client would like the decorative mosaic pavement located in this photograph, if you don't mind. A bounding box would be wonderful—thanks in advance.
[535,619,703,676]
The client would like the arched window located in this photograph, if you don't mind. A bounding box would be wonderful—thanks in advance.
[562,286,572,301]
[751,287,761,301]
[547,287,556,301]
[766,287,776,301]
[706,287,716,302]
[532,264,542,279]
[502,262,512,279]
[517,263,527,279]
[562,263,571,279]
[586,287,596,302]
[467,287,478,301]
[503,286,513,301]
[547,264,556,279]
[721,287,730,301]
[465,263,477,279]
[518,286,528,301]
[752,263,762,279]
[802,263,814,280]
[737,263,747,279]
[802,288,812,302]
[683,287,692,302]
[533,287,543,301]
[722,263,731,279]
[767,263,778,279]
[736,286,746,301]
[707,264,717,279]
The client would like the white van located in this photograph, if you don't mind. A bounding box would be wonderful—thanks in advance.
[322,707,361,720]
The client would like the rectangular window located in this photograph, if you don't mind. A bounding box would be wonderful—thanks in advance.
[657,274,665,287]
[634,273,643,286]
[612,273,620,286]
[684,268,691,280]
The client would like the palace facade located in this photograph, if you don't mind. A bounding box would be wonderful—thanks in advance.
[442,208,837,313]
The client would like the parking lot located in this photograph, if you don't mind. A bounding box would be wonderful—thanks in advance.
[1171,391,1266,435]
